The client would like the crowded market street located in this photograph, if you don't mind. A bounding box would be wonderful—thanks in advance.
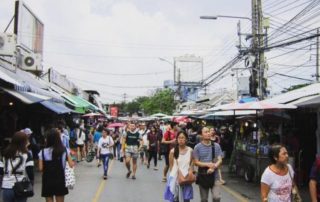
[2,0,320,201]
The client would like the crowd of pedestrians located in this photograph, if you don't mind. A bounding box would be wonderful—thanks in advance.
[2,118,320,202]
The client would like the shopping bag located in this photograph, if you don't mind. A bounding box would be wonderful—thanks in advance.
[65,164,76,189]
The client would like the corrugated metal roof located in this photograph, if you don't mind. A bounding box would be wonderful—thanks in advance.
[266,83,320,104]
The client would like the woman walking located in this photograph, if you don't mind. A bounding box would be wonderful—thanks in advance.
[0,131,34,202]
[39,128,73,202]
[164,131,194,202]
[147,125,160,170]
[261,144,294,202]
[97,128,114,179]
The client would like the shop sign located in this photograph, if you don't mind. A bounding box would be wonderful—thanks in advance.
[110,106,118,117]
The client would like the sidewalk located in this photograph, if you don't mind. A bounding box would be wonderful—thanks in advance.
[221,164,311,201]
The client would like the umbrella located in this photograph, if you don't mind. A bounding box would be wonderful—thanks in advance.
[173,116,192,123]
[82,112,104,117]
[150,113,168,118]
[211,100,297,111]
[108,122,125,128]
[139,117,156,121]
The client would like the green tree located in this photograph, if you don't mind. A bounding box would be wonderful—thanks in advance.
[141,89,176,115]
[118,89,177,116]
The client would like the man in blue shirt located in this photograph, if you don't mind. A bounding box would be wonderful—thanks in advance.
[193,127,223,202]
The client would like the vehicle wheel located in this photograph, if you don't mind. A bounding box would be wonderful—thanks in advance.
[244,165,254,182]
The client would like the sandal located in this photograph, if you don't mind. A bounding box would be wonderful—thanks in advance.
[126,171,132,178]
[162,177,167,182]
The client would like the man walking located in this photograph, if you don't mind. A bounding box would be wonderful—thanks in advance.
[193,127,223,202]
[161,122,176,182]
[122,123,142,180]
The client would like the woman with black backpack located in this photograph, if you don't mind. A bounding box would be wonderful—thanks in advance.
[0,131,34,202]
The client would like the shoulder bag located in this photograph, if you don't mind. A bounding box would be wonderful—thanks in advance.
[10,159,34,198]
[288,167,302,202]
[195,142,216,188]
[177,149,196,185]
[108,136,114,159]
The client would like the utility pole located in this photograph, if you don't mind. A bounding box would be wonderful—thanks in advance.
[123,93,127,103]
[317,28,320,82]
[250,0,258,98]
[250,0,266,99]
[257,0,266,99]
[177,68,182,102]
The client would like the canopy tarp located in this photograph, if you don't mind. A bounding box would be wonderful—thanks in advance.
[40,100,73,114]
[62,94,99,114]
[210,100,297,111]
[3,88,51,104]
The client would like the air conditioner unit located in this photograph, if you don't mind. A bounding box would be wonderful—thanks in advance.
[0,33,16,56]
[21,53,43,72]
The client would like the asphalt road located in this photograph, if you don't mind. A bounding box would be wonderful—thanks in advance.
[26,158,249,202]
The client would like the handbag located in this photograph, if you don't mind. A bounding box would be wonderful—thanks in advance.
[10,159,34,198]
[176,149,196,185]
[65,163,76,189]
[288,167,302,202]
[64,151,76,189]
[177,169,196,185]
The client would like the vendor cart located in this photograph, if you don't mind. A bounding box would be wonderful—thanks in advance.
[234,148,270,182]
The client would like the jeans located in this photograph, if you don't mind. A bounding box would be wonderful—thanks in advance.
[199,181,221,202]
[2,189,27,202]
[116,143,121,159]
[100,153,111,176]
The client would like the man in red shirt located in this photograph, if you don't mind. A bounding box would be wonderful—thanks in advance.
[161,122,177,182]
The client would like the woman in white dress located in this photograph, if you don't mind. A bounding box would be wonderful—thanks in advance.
[164,131,194,202]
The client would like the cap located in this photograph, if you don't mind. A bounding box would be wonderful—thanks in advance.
[23,128,33,135]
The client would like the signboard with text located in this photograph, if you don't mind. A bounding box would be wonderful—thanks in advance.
[110,106,119,117]
[14,0,44,55]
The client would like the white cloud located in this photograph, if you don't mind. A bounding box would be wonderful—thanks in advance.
[1,0,253,102]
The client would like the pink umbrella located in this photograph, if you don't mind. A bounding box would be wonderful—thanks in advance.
[212,100,297,111]
[108,122,125,128]
[173,116,191,123]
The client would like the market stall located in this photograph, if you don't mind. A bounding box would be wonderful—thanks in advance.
[211,100,297,182]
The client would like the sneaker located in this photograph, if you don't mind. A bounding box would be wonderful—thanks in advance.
[153,167,158,170]
[132,175,136,180]
[103,176,107,180]
[147,164,150,169]
[97,163,101,167]
[126,171,132,178]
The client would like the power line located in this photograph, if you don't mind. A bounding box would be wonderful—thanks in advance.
[69,76,162,89]
[44,62,172,76]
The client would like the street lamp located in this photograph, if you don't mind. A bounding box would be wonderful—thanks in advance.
[158,57,173,65]
[200,15,251,21]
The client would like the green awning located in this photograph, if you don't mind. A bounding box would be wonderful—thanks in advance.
[62,94,99,114]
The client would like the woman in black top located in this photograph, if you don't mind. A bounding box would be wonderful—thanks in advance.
[39,128,73,202]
